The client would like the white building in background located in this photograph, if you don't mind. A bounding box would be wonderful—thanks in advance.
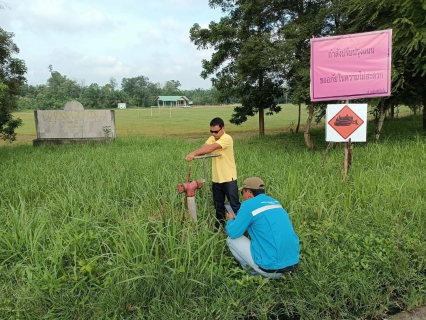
[117,103,126,109]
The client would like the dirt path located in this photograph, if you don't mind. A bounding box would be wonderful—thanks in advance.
[385,306,426,320]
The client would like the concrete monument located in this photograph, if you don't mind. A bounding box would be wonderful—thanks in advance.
[33,101,116,146]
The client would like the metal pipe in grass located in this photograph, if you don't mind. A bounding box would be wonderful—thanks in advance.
[186,196,197,222]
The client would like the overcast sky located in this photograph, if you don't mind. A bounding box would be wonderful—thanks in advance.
[0,0,224,89]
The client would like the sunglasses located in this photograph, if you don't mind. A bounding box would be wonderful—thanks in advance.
[210,127,222,134]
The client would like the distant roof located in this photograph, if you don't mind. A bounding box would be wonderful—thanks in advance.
[154,96,190,102]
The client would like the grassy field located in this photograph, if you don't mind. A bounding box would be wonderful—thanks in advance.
[0,104,413,146]
[0,107,424,319]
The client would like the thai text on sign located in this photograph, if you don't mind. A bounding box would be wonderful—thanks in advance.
[310,30,392,101]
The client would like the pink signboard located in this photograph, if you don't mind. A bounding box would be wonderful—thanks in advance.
[310,29,392,101]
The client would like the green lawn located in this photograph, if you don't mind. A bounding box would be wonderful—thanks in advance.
[2,104,413,146]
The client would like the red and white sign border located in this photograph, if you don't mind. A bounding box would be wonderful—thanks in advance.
[326,104,368,142]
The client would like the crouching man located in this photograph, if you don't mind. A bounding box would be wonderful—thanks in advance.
[225,177,300,279]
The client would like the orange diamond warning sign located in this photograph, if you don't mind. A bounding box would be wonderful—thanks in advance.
[328,105,364,139]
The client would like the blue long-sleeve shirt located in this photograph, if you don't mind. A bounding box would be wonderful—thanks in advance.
[226,194,300,270]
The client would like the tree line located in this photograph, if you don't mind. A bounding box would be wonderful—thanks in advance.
[17,68,236,111]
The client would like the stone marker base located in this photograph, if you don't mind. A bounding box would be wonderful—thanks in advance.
[33,138,115,146]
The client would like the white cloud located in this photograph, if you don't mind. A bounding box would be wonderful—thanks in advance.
[22,1,115,34]
[137,17,187,47]
[0,0,224,89]
[170,0,191,6]
[158,16,183,31]
[48,48,131,82]
[29,0,65,15]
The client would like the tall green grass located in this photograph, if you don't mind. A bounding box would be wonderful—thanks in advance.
[0,115,425,319]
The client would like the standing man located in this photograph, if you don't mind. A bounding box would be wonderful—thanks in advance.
[185,117,240,230]
[225,177,299,278]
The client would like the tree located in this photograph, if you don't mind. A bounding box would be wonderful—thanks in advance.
[343,0,426,137]
[391,0,426,131]
[269,0,343,147]
[0,27,26,142]
[147,82,161,106]
[109,77,118,91]
[101,83,126,109]
[182,87,221,105]
[190,0,287,136]
[42,67,83,109]
[121,75,151,107]
[162,80,181,96]
[280,0,332,146]
[80,83,103,109]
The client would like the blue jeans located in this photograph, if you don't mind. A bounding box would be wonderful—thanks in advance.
[212,180,240,227]
[226,236,284,279]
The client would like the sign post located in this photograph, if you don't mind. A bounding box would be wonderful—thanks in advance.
[325,103,367,178]
[343,139,352,178]
[311,30,392,178]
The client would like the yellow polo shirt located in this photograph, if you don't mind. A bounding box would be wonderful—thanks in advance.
[205,132,237,183]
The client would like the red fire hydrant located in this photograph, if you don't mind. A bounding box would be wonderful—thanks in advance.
[177,180,203,197]
[177,179,203,222]
[177,165,205,223]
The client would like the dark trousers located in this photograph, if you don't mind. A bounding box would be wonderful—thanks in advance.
[212,180,241,227]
